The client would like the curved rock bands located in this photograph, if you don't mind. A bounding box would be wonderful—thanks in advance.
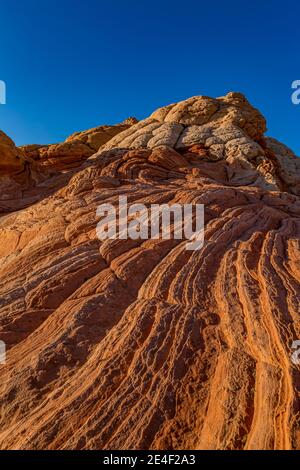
[100,93,300,196]
[0,92,300,450]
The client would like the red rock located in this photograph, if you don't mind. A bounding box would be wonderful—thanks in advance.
[0,94,300,450]
[20,119,138,171]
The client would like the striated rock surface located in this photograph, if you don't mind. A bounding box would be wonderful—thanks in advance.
[0,119,138,214]
[0,93,300,450]
[0,130,57,214]
[21,119,138,171]
[102,93,300,195]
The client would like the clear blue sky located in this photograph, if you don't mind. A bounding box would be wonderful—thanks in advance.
[0,0,299,154]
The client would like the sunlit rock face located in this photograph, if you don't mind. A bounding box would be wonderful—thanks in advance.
[0,120,138,214]
[101,92,300,194]
[0,93,300,450]
[20,119,138,171]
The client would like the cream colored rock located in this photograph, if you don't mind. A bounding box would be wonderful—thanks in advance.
[265,137,300,194]
[101,93,300,194]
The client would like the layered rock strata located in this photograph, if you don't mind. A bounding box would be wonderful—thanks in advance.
[0,93,299,450]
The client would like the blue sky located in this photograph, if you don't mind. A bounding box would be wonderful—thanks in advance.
[0,0,299,153]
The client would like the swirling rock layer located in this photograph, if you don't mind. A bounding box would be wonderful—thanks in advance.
[0,93,300,450]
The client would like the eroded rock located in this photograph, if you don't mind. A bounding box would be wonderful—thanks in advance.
[0,93,300,451]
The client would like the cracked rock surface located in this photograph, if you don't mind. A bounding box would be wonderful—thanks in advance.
[0,93,300,450]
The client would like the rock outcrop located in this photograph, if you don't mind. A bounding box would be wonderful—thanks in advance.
[21,119,138,171]
[0,130,55,214]
[0,119,138,214]
[0,93,299,450]
[101,93,300,194]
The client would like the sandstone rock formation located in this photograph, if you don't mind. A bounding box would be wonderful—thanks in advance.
[0,130,56,214]
[0,119,138,214]
[0,93,299,450]
[101,93,300,194]
[21,118,138,171]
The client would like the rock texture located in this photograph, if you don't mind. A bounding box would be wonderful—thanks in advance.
[21,118,138,171]
[0,130,57,214]
[0,93,300,450]
[0,119,138,215]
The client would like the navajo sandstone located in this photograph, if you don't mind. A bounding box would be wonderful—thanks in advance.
[0,93,299,450]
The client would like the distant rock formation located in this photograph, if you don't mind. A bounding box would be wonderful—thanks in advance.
[0,94,299,450]
[20,119,138,170]
[0,119,138,214]
[0,130,53,213]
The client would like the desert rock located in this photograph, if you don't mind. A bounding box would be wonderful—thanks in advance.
[21,119,138,171]
[0,93,299,450]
